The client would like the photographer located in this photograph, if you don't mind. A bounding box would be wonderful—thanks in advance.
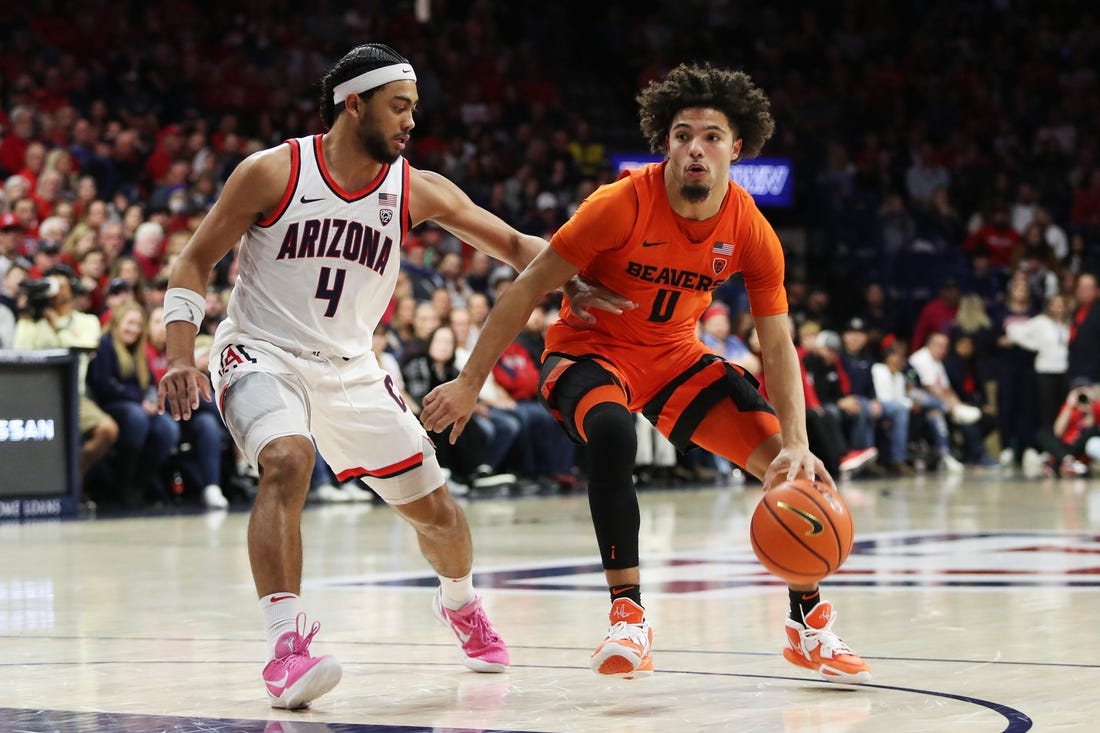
[12,265,118,487]
[1035,377,1100,477]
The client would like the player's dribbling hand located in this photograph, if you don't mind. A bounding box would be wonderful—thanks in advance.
[763,445,835,492]
[157,365,212,421]
[421,377,480,444]
[563,275,637,324]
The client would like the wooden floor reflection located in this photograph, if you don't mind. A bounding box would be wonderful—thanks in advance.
[3,471,1099,732]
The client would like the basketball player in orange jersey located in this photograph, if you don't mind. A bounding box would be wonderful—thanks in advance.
[422,64,871,684]
[158,44,628,709]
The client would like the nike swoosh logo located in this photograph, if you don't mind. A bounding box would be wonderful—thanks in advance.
[457,630,472,643]
[265,670,290,692]
[641,240,668,247]
[299,195,324,204]
[401,67,413,73]
[269,594,296,603]
[776,501,824,536]
[185,304,195,323]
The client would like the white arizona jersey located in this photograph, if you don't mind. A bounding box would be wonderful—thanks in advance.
[224,134,408,359]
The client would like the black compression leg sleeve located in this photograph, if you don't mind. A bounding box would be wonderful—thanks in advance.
[583,402,640,570]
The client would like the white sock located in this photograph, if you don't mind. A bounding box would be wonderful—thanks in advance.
[1086,437,1100,462]
[438,572,476,610]
[260,592,301,655]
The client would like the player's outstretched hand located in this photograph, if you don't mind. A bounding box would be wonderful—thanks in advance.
[158,365,212,421]
[563,275,637,324]
[421,376,480,444]
[763,445,835,492]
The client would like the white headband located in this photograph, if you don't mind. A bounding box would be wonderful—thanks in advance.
[332,64,417,104]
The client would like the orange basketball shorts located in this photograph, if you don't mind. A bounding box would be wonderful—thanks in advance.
[538,336,779,468]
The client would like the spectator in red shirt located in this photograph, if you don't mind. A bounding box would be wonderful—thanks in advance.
[964,205,1020,269]
[145,125,183,184]
[0,107,34,177]
[493,341,540,401]
[910,279,961,354]
[131,221,166,282]
[32,169,64,220]
[16,141,46,194]
[75,246,108,313]
[10,197,40,255]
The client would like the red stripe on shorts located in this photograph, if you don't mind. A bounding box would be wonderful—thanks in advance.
[336,452,424,482]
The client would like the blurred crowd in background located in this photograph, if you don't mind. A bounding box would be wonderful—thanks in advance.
[1,0,1099,510]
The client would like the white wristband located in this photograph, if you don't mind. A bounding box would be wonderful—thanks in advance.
[163,287,206,329]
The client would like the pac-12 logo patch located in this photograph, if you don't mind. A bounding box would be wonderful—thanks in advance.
[379,209,393,225]
[713,258,728,275]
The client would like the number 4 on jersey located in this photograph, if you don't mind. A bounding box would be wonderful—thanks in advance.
[315,266,347,317]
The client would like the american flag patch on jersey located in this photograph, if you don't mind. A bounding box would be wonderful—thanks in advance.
[713,241,735,255]
[378,192,398,207]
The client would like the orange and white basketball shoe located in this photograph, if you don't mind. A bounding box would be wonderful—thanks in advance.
[590,597,653,679]
[783,601,871,684]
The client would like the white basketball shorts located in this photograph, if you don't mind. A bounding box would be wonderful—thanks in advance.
[209,327,444,505]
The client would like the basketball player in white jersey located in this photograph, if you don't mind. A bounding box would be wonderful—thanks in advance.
[158,43,631,709]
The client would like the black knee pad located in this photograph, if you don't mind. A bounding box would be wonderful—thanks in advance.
[583,402,637,458]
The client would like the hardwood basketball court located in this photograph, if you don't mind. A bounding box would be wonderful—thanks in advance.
[2,473,1096,731]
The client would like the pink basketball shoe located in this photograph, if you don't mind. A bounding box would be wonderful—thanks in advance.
[432,589,510,672]
[262,613,343,709]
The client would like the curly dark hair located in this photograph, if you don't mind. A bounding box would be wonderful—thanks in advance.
[319,43,409,129]
[636,64,775,160]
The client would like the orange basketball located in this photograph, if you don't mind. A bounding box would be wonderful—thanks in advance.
[750,478,854,585]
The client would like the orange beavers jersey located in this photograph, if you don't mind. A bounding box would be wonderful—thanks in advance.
[548,161,788,349]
